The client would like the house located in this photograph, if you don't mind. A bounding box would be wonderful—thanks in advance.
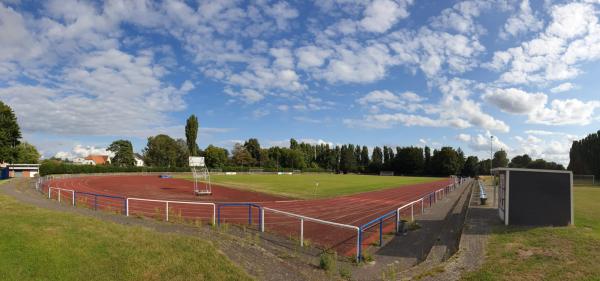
[134,153,144,167]
[84,155,110,165]
[73,157,95,165]
[3,164,40,178]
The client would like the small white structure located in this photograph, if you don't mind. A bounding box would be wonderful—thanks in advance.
[190,157,211,195]
[73,158,95,165]
[7,164,40,178]
[134,153,145,167]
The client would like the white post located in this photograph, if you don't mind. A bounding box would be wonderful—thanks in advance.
[421,198,424,214]
[48,187,51,199]
[411,204,414,222]
[166,202,169,222]
[58,190,61,203]
[261,209,265,232]
[300,218,304,247]
[126,198,130,217]
[72,191,75,206]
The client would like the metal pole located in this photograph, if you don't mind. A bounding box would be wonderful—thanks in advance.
[379,219,383,246]
[490,136,494,176]
[248,205,252,225]
[411,204,414,222]
[72,191,75,206]
[166,202,169,222]
[300,218,304,247]
[260,208,265,232]
[58,190,61,203]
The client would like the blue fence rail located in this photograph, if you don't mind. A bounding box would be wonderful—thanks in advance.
[73,191,126,214]
[217,203,263,229]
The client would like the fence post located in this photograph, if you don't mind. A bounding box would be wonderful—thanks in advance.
[74,192,77,207]
[411,204,414,222]
[258,207,263,231]
[260,208,265,232]
[72,191,75,206]
[94,195,98,211]
[48,187,51,199]
[166,202,169,222]
[300,218,304,247]
[357,229,362,262]
[395,211,399,234]
[58,190,61,203]
[379,218,383,246]
[126,198,129,216]
[217,205,221,226]
[248,205,252,225]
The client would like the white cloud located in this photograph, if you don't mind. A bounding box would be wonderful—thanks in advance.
[550,82,575,93]
[483,88,547,114]
[489,2,600,85]
[528,99,600,125]
[360,0,412,33]
[499,0,543,39]
[456,133,509,152]
[54,144,113,160]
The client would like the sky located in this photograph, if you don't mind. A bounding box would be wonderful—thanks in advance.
[1,0,600,166]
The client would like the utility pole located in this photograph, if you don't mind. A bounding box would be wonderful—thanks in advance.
[490,136,494,176]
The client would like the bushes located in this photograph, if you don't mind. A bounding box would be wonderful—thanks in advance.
[39,162,333,176]
[39,162,189,176]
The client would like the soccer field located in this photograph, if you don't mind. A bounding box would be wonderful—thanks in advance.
[181,173,443,199]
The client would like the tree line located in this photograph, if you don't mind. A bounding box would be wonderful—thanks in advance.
[568,130,600,178]
[0,101,40,164]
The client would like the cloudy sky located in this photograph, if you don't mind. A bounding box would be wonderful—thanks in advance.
[1,0,599,165]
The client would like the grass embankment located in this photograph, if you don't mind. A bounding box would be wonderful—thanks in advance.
[182,174,442,199]
[0,180,252,281]
[462,186,600,281]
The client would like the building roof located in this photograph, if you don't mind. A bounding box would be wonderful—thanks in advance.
[491,167,572,174]
[85,155,109,165]
[8,164,40,170]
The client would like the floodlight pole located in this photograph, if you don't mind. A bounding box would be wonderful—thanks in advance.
[490,136,494,176]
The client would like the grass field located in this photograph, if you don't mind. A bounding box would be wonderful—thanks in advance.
[0,180,252,281]
[182,173,442,199]
[462,186,600,281]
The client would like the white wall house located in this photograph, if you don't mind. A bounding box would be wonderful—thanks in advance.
[134,154,144,167]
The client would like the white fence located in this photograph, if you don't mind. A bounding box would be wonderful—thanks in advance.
[262,207,361,260]
[48,187,75,206]
[126,197,216,225]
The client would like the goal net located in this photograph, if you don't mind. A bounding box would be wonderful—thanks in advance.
[249,168,264,174]
[380,171,394,176]
[574,174,595,186]
[190,157,212,195]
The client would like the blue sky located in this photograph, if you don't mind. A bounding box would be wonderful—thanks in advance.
[1,0,600,165]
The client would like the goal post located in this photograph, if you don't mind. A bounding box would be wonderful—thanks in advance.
[573,174,595,186]
[190,157,212,195]
[380,171,394,176]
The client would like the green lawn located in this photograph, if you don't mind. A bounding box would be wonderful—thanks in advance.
[0,181,252,281]
[182,173,442,199]
[462,186,600,281]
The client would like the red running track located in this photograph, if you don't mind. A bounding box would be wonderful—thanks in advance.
[44,175,455,257]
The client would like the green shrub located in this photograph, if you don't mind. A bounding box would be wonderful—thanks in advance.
[319,251,337,271]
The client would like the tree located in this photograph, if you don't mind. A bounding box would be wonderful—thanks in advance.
[14,142,40,164]
[204,145,228,168]
[107,140,135,167]
[430,147,461,176]
[369,146,383,173]
[143,135,186,167]
[290,138,299,150]
[492,150,509,169]
[461,156,479,177]
[509,154,532,168]
[243,138,261,165]
[185,115,199,156]
[339,145,357,173]
[232,143,254,166]
[0,101,21,163]
[568,131,600,178]
[424,146,431,175]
